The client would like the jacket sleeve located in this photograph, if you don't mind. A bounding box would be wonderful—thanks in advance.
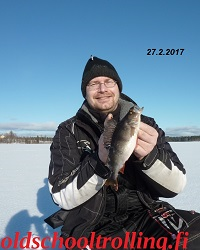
[125,115,187,198]
[48,120,110,210]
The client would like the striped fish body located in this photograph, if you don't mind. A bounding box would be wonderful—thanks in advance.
[104,105,143,191]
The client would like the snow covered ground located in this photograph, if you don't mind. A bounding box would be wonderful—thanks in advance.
[0,142,200,249]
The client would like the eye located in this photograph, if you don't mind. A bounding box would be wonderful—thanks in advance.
[88,82,98,87]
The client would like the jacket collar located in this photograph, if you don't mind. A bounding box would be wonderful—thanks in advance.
[78,93,137,125]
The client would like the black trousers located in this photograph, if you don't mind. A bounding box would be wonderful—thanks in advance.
[65,210,200,250]
[176,209,200,250]
[82,209,200,250]
[138,209,200,250]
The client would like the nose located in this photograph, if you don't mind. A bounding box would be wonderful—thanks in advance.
[98,82,107,92]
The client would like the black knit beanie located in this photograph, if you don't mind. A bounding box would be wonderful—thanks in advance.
[81,56,123,97]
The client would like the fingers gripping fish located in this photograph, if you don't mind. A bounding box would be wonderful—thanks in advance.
[103,105,143,191]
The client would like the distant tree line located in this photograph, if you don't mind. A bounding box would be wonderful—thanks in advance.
[0,131,200,144]
[166,136,200,142]
[0,131,52,144]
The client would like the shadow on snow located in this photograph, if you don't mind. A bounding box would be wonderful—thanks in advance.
[1,178,64,249]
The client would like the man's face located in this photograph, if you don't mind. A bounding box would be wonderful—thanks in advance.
[85,76,120,114]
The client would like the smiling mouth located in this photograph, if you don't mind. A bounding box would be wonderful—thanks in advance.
[96,96,111,100]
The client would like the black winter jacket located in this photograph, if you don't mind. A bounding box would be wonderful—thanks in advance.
[47,93,186,244]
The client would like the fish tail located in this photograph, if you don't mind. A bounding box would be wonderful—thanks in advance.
[105,178,119,191]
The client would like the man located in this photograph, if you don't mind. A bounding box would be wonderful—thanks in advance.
[46,56,200,249]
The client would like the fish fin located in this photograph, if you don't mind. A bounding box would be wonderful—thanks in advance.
[103,118,117,148]
[119,164,126,174]
[105,178,118,191]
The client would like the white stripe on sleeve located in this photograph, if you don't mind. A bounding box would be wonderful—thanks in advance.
[142,159,186,194]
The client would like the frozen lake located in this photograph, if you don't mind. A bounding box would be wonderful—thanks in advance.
[0,142,200,248]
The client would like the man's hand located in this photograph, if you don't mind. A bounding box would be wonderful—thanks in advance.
[133,122,158,160]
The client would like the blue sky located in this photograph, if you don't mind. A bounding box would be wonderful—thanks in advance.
[0,0,200,137]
